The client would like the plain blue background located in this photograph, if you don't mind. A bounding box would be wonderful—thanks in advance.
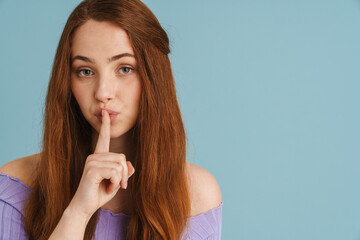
[1,1,360,239]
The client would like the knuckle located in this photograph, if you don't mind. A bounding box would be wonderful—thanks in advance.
[111,168,117,176]
[86,166,96,176]
[119,153,126,161]
[86,154,95,162]
[85,159,96,168]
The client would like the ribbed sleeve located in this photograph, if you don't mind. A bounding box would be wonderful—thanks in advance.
[0,173,30,240]
[0,201,28,239]
[181,201,223,240]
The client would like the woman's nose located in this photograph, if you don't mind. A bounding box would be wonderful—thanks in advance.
[94,74,116,103]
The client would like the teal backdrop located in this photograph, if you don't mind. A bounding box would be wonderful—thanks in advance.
[1,1,360,239]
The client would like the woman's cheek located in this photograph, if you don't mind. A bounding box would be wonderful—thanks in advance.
[71,84,90,118]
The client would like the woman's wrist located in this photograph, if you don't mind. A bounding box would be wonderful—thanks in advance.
[63,205,92,226]
[48,205,91,240]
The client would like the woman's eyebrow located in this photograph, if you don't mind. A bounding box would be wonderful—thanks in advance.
[71,53,135,64]
[108,53,135,62]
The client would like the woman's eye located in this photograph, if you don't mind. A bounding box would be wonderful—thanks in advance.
[119,67,132,74]
[78,69,93,77]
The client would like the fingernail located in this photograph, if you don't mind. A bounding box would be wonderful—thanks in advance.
[124,182,128,189]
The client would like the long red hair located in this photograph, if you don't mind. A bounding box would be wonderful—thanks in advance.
[23,0,191,239]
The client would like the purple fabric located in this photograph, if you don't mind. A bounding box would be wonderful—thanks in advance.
[0,173,222,239]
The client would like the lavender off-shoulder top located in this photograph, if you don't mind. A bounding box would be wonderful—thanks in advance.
[0,173,222,239]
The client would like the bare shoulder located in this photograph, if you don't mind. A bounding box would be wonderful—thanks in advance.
[185,161,222,217]
[0,153,40,188]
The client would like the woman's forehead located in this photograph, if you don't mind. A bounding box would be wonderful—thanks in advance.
[71,19,135,61]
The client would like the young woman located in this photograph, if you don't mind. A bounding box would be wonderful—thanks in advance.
[0,0,223,239]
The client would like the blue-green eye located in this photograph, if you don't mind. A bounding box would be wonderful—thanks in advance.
[119,67,132,74]
[78,69,93,77]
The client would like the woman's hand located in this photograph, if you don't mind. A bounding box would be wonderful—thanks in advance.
[67,109,135,220]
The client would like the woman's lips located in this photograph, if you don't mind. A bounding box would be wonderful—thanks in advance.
[94,107,120,124]
[96,113,119,123]
[94,107,120,116]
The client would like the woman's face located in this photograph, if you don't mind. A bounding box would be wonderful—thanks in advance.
[70,19,141,138]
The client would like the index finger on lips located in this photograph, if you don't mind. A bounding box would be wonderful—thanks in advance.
[94,110,110,153]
